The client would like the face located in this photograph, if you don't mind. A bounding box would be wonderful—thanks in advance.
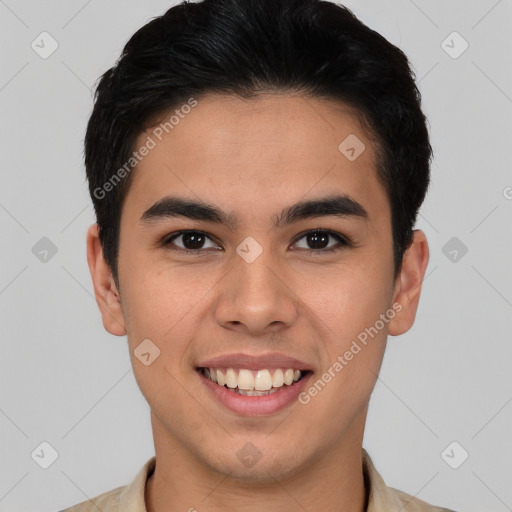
[88,92,428,481]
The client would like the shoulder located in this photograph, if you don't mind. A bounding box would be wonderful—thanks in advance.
[362,449,457,512]
[58,455,156,512]
[388,486,458,512]
[58,485,125,512]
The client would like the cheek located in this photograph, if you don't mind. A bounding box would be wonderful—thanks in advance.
[120,268,199,415]
[120,256,195,333]
[303,260,393,339]
[297,273,390,433]
[118,269,190,379]
[119,259,223,399]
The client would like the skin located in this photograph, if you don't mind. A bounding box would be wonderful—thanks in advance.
[87,93,429,512]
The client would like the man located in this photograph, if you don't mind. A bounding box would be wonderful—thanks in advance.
[61,0,455,510]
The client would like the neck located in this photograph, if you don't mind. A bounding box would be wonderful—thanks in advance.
[145,411,368,512]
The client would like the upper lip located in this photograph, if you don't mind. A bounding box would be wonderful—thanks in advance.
[197,352,312,371]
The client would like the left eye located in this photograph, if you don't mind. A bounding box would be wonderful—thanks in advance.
[292,229,348,253]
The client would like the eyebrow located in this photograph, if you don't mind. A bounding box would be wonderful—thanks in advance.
[139,194,368,229]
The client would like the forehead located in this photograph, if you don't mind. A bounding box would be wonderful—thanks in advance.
[123,92,388,226]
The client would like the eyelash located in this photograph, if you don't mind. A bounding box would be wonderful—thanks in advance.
[161,229,352,256]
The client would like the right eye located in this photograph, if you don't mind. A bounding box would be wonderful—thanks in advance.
[162,230,222,254]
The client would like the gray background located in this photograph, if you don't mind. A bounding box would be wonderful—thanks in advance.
[0,1,511,511]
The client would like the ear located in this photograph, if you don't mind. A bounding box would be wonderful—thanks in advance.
[388,229,430,336]
[86,223,126,336]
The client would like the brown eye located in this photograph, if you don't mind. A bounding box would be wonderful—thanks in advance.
[306,231,330,249]
[179,232,206,249]
[293,229,349,253]
[163,230,220,253]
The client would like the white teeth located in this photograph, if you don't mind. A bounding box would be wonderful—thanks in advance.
[236,387,280,396]
[216,369,225,386]
[272,368,284,387]
[254,369,273,391]
[284,369,294,385]
[225,368,237,389]
[202,367,304,392]
[238,369,255,390]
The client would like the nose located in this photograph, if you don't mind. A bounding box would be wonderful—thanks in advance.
[214,246,298,336]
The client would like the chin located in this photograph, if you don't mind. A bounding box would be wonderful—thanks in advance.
[200,440,309,483]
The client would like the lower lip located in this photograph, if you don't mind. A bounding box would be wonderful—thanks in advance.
[198,370,312,416]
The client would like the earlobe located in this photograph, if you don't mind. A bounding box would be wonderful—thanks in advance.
[388,229,430,336]
[86,224,127,336]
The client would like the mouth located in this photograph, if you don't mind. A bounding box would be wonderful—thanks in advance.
[196,365,313,415]
[197,367,311,396]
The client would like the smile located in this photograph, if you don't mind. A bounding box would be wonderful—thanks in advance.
[197,366,312,415]
[200,367,305,396]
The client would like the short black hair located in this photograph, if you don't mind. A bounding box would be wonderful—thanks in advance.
[85,0,432,287]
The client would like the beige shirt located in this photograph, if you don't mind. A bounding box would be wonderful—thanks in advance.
[60,449,456,512]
